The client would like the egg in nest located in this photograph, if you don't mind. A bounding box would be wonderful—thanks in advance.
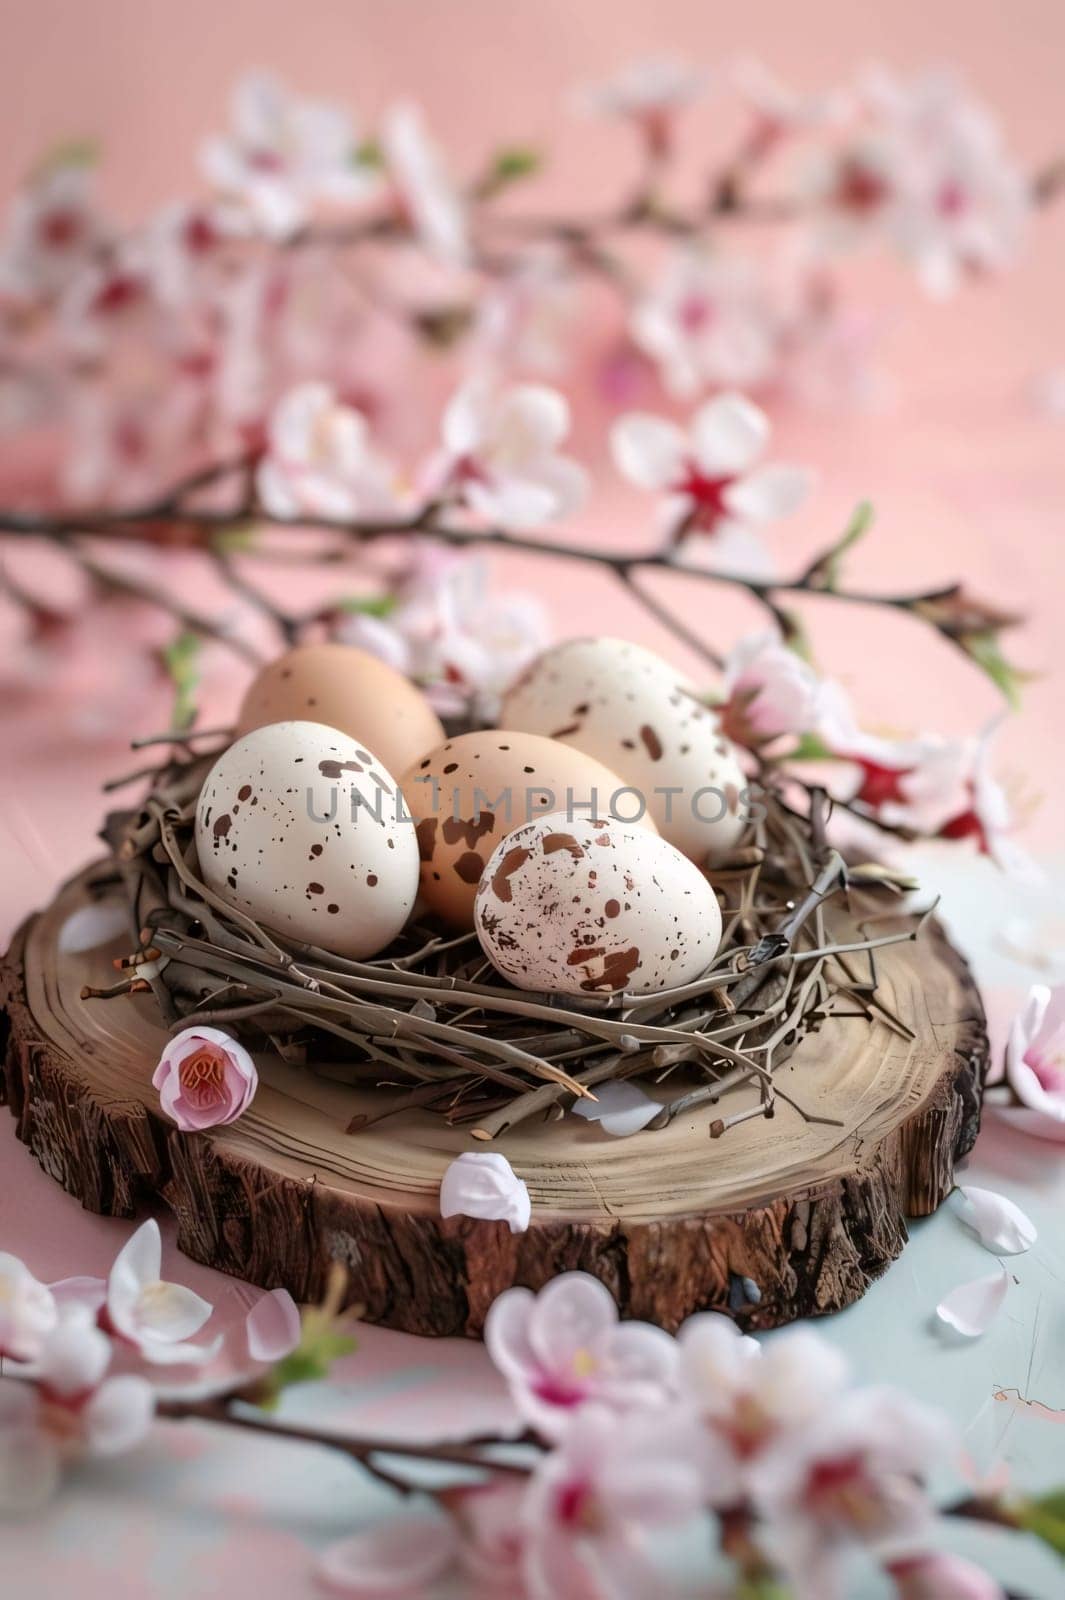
[399,729,653,928]
[501,635,749,863]
[236,642,444,781]
[195,720,418,959]
[474,811,722,996]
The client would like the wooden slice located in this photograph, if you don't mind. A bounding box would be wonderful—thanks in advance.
[1,863,987,1337]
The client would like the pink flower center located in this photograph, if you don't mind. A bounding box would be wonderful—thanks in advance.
[532,1371,591,1408]
[673,463,736,533]
[248,149,285,174]
[938,802,987,853]
[183,212,220,255]
[38,208,84,252]
[678,293,716,335]
[834,158,891,216]
[804,1451,884,1530]
[555,1477,599,1532]
[179,1045,228,1109]
[936,179,969,219]
[853,758,915,810]
[91,272,145,317]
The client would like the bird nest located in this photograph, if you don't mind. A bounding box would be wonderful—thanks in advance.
[99,739,928,1143]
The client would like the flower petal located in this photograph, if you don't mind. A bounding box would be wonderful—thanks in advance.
[494,384,571,456]
[439,1151,531,1233]
[58,902,129,953]
[572,1080,660,1137]
[527,1272,617,1371]
[483,1286,538,1383]
[957,1186,1037,1255]
[610,413,688,490]
[936,1268,1009,1338]
[315,1514,459,1595]
[134,1281,214,1343]
[691,392,770,475]
[246,1288,302,1363]
[725,463,814,524]
[83,1375,156,1456]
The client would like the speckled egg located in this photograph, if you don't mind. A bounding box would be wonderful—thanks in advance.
[236,643,445,780]
[501,635,749,864]
[474,812,722,996]
[399,730,654,929]
[195,720,418,958]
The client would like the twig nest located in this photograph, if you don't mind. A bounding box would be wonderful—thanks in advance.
[194,720,419,958]
[236,642,445,779]
[501,635,750,861]
[474,811,722,996]
[399,729,652,929]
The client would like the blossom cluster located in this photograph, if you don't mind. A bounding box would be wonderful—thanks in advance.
[322,1273,1004,1600]
[0,59,1035,516]
[0,1219,300,1511]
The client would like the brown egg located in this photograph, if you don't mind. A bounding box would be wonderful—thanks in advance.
[400,730,656,928]
[237,643,444,780]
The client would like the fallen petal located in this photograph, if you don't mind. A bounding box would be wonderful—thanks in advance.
[439,1152,531,1233]
[246,1288,302,1363]
[936,1269,1009,1338]
[572,1080,659,1137]
[316,1514,459,1595]
[58,902,129,953]
[958,1187,1037,1255]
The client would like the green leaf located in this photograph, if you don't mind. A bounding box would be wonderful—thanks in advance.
[211,523,260,555]
[804,500,874,591]
[334,593,398,619]
[964,631,1025,708]
[1015,1488,1065,1558]
[789,731,834,761]
[33,137,100,178]
[735,1577,792,1600]
[162,631,201,733]
[352,138,383,170]
[490,145,542,183]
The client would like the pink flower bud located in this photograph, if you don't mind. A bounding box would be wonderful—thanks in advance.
[152,1025,258,1132]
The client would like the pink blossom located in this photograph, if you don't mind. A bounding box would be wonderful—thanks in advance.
[0,1307,155,1510]
[0,1253,57,1362]
[0,160,109,305]
[749,1386,951,1600]
[382,102,469,266]
[446,1479,530,1593]
[816,684,972,835]
[575,58,707,157]
[433,376,588,531]
[202,71,378,241]
[520,1404,705,1600]
[483,1272,677,1440]
[935,723,1037,877]
[472,245,577,376]
[677,1315,850,1504]
[733,58,850,145]
[812,68,1028,297]
[630,250,781,398]
[721,630,824,746]
[152,1023,259,1133]
[106,1219,220,1365]
[612,392,812,573]
[338,546,551,718]
[887,1551,1005,1600]
[1001,984,1065,1142]
[257,381,400,522]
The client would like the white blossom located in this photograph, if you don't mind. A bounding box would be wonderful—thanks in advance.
[0,161,109,303]
[631,250,781,398]
[257,381,400,521]
[382,102,469,266]
[106,1219,220,1365]
[202,70,377,240]
[0,1254,57,1363]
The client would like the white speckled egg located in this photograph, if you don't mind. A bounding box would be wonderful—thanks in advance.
[474,812,722,997]
[502,636,750,864]
[195,721,418,958]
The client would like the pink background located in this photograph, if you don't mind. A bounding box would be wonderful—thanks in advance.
[1,6,1065,1595]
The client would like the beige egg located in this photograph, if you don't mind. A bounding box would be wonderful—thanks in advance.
[195,721,418,959]
[502,635,749,863]
[237,643,444,780]
[475,811,722,996]
[400,730,655,929]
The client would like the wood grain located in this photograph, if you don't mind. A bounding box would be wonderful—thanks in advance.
[0,863,988,1336]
